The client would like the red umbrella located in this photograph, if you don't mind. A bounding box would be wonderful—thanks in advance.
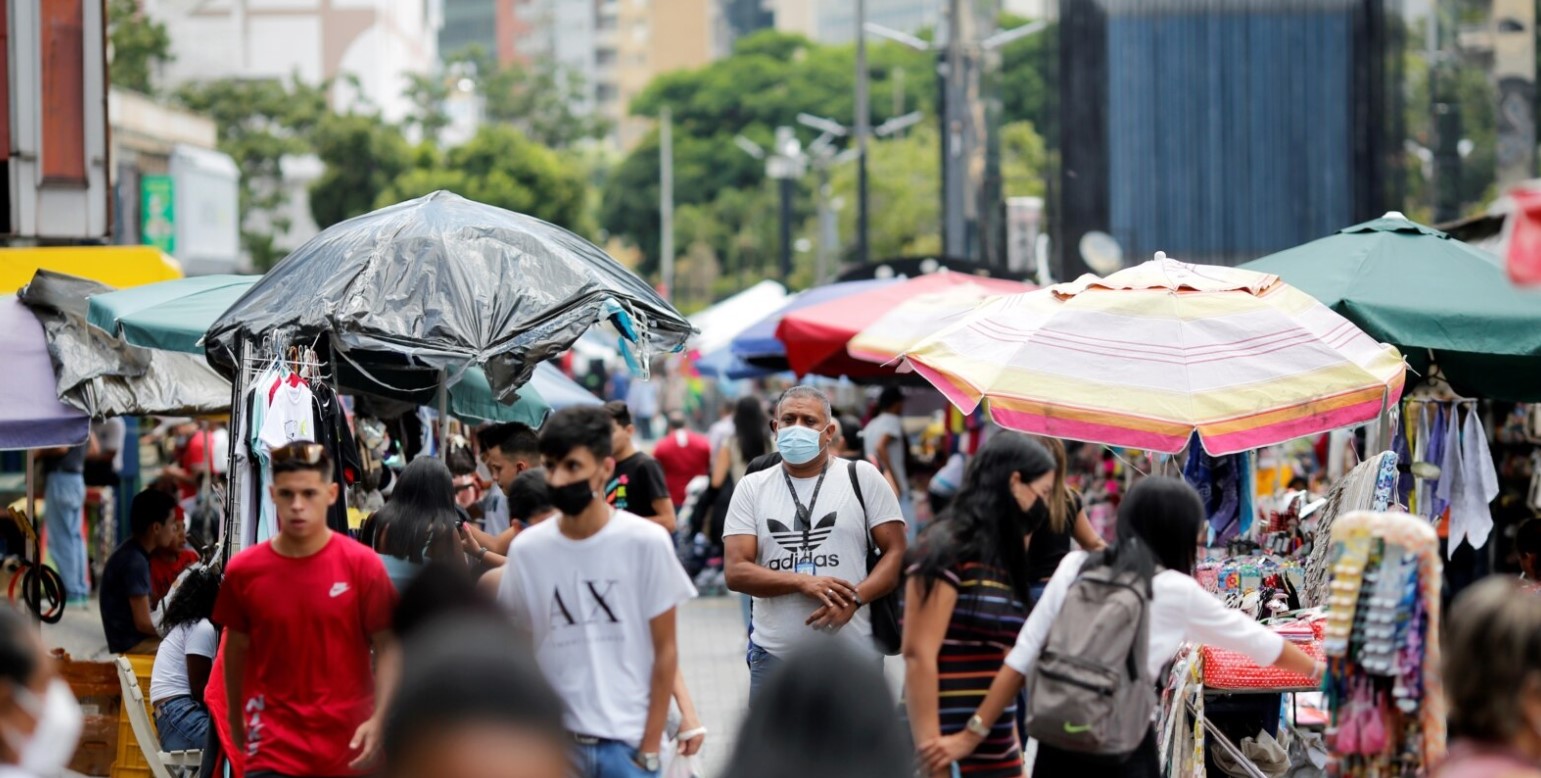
[775,272,1031,378]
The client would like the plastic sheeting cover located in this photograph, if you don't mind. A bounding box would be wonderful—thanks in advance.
[203,191,694,403]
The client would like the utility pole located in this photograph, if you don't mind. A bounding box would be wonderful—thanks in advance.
[868,12,1045,265]
[659,107,675,299]
[855,0,871,266]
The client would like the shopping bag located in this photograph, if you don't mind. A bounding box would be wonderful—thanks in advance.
[662,751,704,778]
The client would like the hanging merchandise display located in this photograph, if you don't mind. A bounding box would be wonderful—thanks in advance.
[1320,511,1445,776]
[1393,399,1502,558]
[1302,453,1398,608]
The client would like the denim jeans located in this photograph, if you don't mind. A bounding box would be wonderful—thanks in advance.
[45,472,88,599]
[574,739,660,778]
[155,696,210,752]
[746,640,783,705]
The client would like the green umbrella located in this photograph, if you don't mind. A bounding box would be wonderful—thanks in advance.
[88,274,257,353]
[87,276,554,424]
[1242,212,1541,401]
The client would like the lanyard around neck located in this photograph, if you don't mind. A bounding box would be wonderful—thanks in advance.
[782,460,830,530]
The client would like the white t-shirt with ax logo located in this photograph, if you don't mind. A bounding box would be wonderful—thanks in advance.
[499,510,696,747]
[724,457,904,656]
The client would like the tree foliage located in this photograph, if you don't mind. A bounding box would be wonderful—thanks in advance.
[600,22,1057,276]
[378,125,590,233]
[174,77,329,269]
[106,0,173,95]
[404,45,609,148]
[309,113,413,230]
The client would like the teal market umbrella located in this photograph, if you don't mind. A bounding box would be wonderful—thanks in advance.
[87,276,564,424]
[88,274,258,353]
[1242,212,1541,401]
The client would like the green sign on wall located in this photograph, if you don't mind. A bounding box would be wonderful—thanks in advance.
[141,175,176,254]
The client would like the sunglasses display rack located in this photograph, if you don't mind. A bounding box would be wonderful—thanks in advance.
[1320,511,1445,777]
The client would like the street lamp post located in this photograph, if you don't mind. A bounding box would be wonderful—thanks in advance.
[856,0,871,267]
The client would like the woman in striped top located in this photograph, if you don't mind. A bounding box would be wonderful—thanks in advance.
[904,433,1056,778]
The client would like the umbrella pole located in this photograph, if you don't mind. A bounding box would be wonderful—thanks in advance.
[25,448,37,628]
[438,368,450,457]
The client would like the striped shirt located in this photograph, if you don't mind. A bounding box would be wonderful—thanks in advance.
[920,560,1028,777]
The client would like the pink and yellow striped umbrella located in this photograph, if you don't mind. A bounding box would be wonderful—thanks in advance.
[901,257,1407,455]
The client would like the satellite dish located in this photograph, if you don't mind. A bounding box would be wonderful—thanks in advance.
[1080,231,1123,275]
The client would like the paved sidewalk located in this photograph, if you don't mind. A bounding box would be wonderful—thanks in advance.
[677,593,750,774]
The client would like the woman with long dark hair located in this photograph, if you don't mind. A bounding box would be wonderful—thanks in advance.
[370,457,466,591]
[921,477,1320,777]
[903,432,1056,778]
[1025,436,1107,601]
[150,565,222,752]
[706,397,772,541]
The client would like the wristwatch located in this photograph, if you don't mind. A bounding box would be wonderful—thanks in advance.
[965,714,990,737]
[637,752,661,772]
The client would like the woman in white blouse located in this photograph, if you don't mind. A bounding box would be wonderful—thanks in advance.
[919,477,1321,777]
[149,566,221,752]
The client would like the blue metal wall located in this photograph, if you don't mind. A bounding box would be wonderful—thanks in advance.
[1056,0,1402,271]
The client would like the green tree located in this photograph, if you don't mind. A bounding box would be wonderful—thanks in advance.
[428,45,609,148]
[174,76,330,269]
[106,0,172,95]
[998,15,1058,143]
[380,124,590,233]
[309,113,413,229]
[401,72,453,140]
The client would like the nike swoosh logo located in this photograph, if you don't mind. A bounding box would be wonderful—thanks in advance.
[1063,722,1092,734]
[329,583,350,598]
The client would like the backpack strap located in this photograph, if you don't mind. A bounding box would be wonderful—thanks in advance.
[847,457,867,515]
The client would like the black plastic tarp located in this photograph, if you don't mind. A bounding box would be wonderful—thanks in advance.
[204,191,694,402]
[19,271,231,418]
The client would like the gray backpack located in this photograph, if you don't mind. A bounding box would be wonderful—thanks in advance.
[1025,560,1155,756]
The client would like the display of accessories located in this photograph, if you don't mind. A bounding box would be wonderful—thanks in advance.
[1303,452,1398,608]
[1319,511,1445,776]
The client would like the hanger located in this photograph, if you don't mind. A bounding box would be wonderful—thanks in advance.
[1404,357,1472,405]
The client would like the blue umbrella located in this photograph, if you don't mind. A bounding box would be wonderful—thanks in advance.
[730,278,899,370]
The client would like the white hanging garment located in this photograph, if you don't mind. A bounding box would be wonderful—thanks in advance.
[1442,407,1501,554]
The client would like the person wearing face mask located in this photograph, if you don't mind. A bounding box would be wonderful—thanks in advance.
[0,604,85,778]
[902,433,1055,778]
[723,385,908,702]
[1432,576,1541,778]
[497,406,701,777]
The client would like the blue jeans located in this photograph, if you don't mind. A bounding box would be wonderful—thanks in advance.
[45,472,88,599]
[574,739,659,778]
[154,696,209,752]
[746,640,782,705]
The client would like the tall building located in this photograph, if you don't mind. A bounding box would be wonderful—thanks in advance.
[502,0,717,148]
[144,0,442,123]
[440,0,495,59]
[1055,0,1403,275]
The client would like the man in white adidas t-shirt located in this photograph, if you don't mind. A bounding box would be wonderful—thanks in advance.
[499,406,697,777]
[723,385,907,702]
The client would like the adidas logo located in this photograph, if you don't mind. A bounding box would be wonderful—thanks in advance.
[766,511,842,571]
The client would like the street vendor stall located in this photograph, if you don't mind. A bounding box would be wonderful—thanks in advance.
[197,191,691,555]
[900,256,1408,777]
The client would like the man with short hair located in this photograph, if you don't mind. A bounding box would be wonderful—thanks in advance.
[100,489,179,654]
[651,413,712,511]
[465,422,540,546]
[1517,519,1540,582]
[499,406,699,777]
[462,468,557,567]
[215,441,398,776]
[603,401,677,533]
[865,385,912,515]
[724,385,908,701]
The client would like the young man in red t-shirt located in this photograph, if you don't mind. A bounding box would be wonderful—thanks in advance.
[214,441,397,777]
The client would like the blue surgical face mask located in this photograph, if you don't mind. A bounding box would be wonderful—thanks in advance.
[777,424,825,465]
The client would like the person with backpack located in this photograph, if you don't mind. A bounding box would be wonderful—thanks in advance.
[903,433,1056,778]
[918,477,1322,777]
[724,385,908,702]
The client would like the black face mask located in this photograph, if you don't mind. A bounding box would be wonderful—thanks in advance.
[1017,499,1048,536]
[550,478,597,516]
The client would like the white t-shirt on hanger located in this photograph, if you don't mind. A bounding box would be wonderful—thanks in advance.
[260,380,317,450]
